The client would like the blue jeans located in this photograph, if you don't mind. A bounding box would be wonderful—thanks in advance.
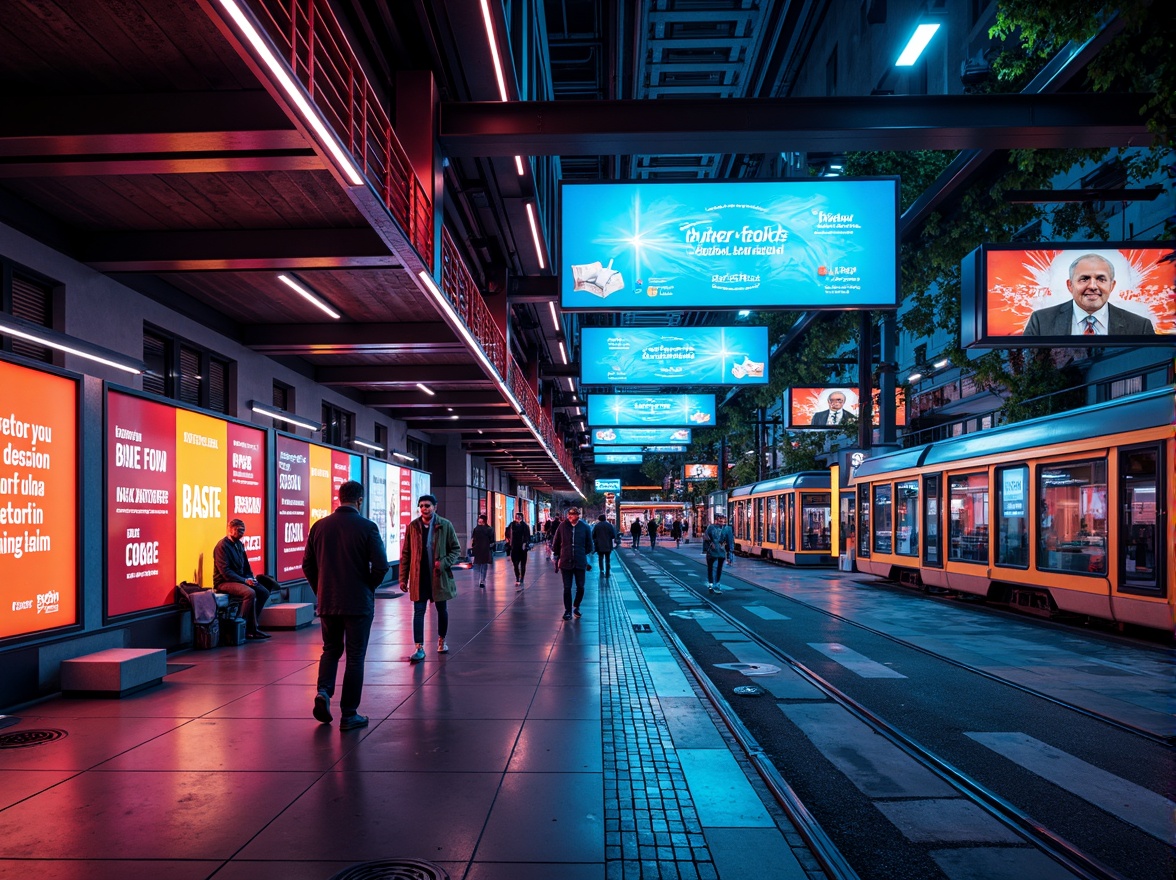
[707,557,726,585]
[474,562,489,584]
[413,599,448,644]
[561,567,586,612]
[316,613,374,717]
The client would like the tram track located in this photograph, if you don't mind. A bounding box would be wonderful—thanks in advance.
[624,550,1169,880]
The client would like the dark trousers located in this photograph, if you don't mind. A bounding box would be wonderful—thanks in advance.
[596,551,612,576]
[512,553,528,581]
[216,573,277,633]
[412,599,448,643]
[316,613,373,717]
[707,557,726,585]
[560,567,586,612]
[648,533,656,548]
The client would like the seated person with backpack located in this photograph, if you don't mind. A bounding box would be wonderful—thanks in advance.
[213,518,278,640]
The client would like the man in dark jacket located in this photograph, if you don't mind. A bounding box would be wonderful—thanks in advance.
[551,506,593,620]
[213,517,277,640]
[470,514,494,589]
[592,514,618,577]
[302,480,388,730]
[647,516,658,549]
[505,511,532,589]
[670,517,683,549]
[629,517,643,550]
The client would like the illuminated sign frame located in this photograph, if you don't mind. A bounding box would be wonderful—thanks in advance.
[788,387,907,428]
[587,393,716,427]
[591,427,693,446]
[581,326,769,386]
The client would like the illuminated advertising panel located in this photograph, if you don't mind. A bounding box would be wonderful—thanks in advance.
[587,394,716,427]
[788,387,907,428]
[581,326,768,386]
[595,478,622,492]
[561,179,899,311]
[592,427,692,446]
[368,459,389,557]
[1,360,77,639]
[961,242,1175,347]
[275,434,361,583]
[596,454,644,464]
[107,390,267,616]
[685,464,719,481]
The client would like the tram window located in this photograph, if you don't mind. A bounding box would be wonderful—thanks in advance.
[1038,459,1107,576]
[767,495,778,544]
[923,475,942,567]
[948,473,989,564]
[857,485,870,558]
[802,494,831,551]
[996,466,1029,568]
[755,498,765,544]
[1120,447,1161,595]
[895,481,919,557]
[873,484,893,554]
[786,494,796,551]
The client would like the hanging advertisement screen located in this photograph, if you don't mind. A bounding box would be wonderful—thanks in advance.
[961,242,1175,347]
[685,464,719,481]
[581,326,768,386]
[591,427,692,446]
[1,359,77,639]
[275,434,361,583]
[560,178,899,311]
[107,390,266,617]
[595,478,622,492]
[595,454,644,464]
[788,387,907,428]
[587,394,716,427]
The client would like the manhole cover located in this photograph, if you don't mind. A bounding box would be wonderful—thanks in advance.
[0,729,68,749]
[327,859,450,880]
[734,685,765,696]
[714,662,782,676]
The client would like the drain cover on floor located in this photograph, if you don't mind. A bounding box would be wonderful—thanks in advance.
[0,729,68,749]
[327,859,449,880]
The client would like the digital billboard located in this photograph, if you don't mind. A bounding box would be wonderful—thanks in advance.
[276,434,362,583]
[560,179,899,311]
[587,394,716,427]
[961,243,1175,348]
[596,454,644,464]
[581,326,768,386]
[788,387,907,428]
[1,359,77,639]
[685,464,719,481]
[107,390,266,617]
[595,478,622,492]
[592,427,692,446]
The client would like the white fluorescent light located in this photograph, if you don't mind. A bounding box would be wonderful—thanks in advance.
[565,377,574,392]
[353,438,384,453]
[480,0,509,101]
[933,358,950,369]
[737,310,751,318]
[515,155,526,176]
[558,340,568,364]
[218,1,363,185]
[525,202,546,269]
[416,382,435,396]
[908,372,923,383]
[392,450,416,462]
[548,301,559,332]
[895,23,940,66]
[277,274,341,319]
[0,315,144,375]
[250,401,321,432]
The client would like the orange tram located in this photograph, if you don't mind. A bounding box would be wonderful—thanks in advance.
[727,472,835,565]
[850,388,1174,633]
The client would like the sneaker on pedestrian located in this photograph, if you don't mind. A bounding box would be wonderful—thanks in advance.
[479,582,485,589]
[409,645,426,662]
[437,637,449,654]
[562,611,573,620]
[339,714,368,731]
[706,583,714,592]
[573,607,582,618]
[313,690,332,724]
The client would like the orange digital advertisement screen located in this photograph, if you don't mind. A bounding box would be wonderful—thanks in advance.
[789,387,906,428]
[962,243,1175,347]
[0,359,78,640]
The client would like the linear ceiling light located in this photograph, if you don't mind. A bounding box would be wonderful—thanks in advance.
[547,301,560,332]
[277,274,341,319]
[392,450,416,462]
[558,340,568,364]
[565,377,574,392]
[416,382,436,396]
[895,23,940,66]
[352,437,384,453]
[525,203,547,270]
[0,314,144,374]
[515,156,526,176]
[480,0,509,101]
[217,0,363,185]
[249,400,321,432]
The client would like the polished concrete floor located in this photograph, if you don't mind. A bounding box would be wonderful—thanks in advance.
[0,547,809,880]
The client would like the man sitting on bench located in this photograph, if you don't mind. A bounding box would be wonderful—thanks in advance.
[213,518,277,640]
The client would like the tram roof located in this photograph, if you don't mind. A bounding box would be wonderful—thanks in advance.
[729,471,831,497]
[853,388,1176,480]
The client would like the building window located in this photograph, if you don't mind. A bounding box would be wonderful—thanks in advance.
[141,324,231,413]
[2,264,54,363]
[374,422,388,459]
[407,437,426,470]
[321,402,354,448]
[272,381,294,432]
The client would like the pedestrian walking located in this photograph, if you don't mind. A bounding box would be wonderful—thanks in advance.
[470,513,494,589]
[703,514,733,594]
[505,511,532,589]
[647,516,658,549]
[630,517,642,550]
[592,514,618,577]
[400,494,462,661]
[552,506,593,620]
[303,480,388,730]
[670,517,683,549]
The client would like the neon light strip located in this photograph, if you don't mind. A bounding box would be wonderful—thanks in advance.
[0,324,141,374]
[526,203,546,269]
[277,274,341,319]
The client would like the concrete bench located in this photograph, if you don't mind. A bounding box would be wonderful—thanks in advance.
[259,602,315,630]
[60,648,167,698]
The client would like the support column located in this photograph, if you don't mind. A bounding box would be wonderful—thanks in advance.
[857,311,873,451]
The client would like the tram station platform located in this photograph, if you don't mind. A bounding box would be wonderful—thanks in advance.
[0,545,817,880]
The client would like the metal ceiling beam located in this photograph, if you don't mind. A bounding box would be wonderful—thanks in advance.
[363,390,507,407]
[439,93,1151,156]
[244,322,458,354]
[316,364,489,385]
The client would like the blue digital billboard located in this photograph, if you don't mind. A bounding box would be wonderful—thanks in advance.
[587,394,716,427]
[589,445,687,454]
[596,454,644,464]
[595,478,622,492]
[581,326,769,386]
[561,179,898,311]
[592,427,692,446]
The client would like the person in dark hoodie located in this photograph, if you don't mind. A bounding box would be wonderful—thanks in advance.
[551,506,593,620]
[592,514,618,578]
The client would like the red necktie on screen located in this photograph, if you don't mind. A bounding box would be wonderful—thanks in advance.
[1083,316,1096,335]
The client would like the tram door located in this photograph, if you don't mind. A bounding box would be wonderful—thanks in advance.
[1118,446,1163,595]
[840,493,856,556]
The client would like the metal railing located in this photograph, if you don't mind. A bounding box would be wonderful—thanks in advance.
[248,0,433,269]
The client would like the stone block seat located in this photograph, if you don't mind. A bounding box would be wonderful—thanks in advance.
[259,602,315,630]
[60,648,166,698]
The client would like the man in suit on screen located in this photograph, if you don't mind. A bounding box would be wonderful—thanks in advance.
[1022,254,1155,336]
[811,391,850,426]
